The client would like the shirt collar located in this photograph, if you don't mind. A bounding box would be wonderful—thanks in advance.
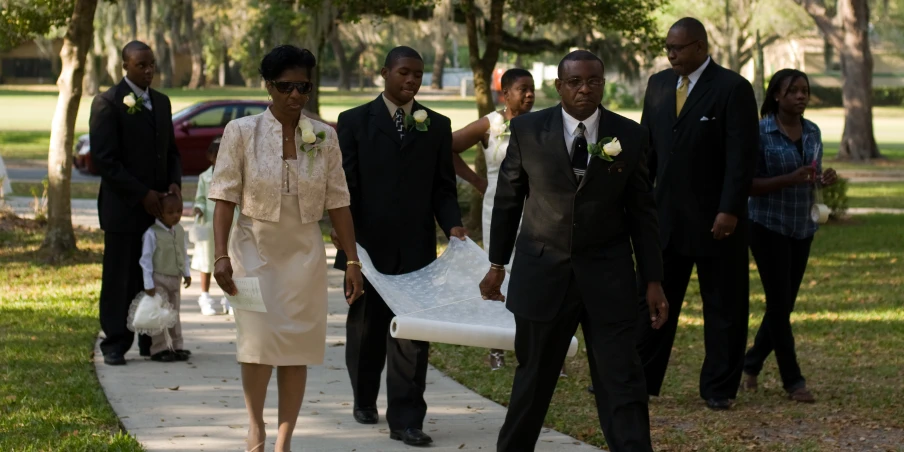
[561,106,601,136]
[684,56,711,86]
[155,219,173,232]
[762,114,818,134]
[262,106,309,133]
[124,76,149,98]
[382,93,414,117]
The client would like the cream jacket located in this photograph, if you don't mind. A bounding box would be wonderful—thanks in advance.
[209,108,350,223]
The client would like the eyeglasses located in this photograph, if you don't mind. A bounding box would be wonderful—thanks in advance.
[563,78,605,90]
[270,80,313,95]
[664,40,700,54]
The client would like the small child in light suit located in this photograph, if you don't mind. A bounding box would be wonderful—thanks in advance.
[139,194,192,362]
[191,136,235,315]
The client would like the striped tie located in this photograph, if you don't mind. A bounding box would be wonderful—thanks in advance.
[571,122,588,180]
[394,108,405,140]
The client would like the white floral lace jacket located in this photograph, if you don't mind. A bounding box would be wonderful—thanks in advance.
[208,108,350,223]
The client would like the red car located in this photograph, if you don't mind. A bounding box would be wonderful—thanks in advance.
[75,100,334,176]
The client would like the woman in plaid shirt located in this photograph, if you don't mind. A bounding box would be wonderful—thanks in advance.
[742,69,838,403]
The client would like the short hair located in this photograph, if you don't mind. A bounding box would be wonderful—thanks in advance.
[206,136,222,156]
[384,46,423,69]
[160,193,182,210]
[761,69,810,117]
[259,45,317,81]
[121,40,152,63]
[501,68,533,90]
[671,17,709,45]
[557,50,605,79]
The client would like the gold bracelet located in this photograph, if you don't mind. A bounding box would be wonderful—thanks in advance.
[490,263,505,271]
[214,255,231,265]
[346,260,363,268]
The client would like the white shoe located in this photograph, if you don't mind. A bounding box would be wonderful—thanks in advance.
[198,294,218,316]
[221,298,234,315]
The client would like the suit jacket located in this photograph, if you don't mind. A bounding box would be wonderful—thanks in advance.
[90,79,181,233]
[489,105,663,323]
[334,95,462,275]
[641,61,759,256]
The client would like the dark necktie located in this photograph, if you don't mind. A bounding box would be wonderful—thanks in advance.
[571,122,588,180]
[393,107,406,140]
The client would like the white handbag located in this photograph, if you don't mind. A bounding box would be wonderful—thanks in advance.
[189,213,211,242]
[128,292,178,349]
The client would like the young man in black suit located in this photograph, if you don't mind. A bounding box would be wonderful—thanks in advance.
[635,17,759,410]
[331,46,467,447]
[479,50,669,452]
[90,41,182,366]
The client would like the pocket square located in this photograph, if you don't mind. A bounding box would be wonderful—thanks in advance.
[700,116,710,121]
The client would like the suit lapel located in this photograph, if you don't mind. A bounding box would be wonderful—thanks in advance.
[545,106,578,187]
[578,106,616,190]
[676,61,717,124]
[369,96,402,146]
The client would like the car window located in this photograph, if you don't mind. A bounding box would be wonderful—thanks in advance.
[190,106,235,128]
[240,105,267,118]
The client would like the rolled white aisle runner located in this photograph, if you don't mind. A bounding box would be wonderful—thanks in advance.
[355,238,581,358]
[390,316,580,357]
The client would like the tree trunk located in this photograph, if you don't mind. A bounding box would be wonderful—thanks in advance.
[330,27,354,91]
[823,36,834,72]
[124,0,138,39]
[153,2,173,88]
[82,49,99,96]
[432,46,446,89]
[104,2,122,83]
[137,0,152,42]
[752,30,765,112]
[462,0,505,237]
[44,0,99,257]
[837,0,879,160]
[186,1,204,89]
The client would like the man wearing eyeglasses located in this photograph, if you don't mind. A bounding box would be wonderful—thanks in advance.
[635,17,759,411]
[331,46,467,447]
[479,50,666,452]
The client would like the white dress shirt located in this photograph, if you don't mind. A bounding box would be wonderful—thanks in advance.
[562,107,601,165]
[676,56,712,95]
[124,76,153,111]
[382,93,413,118]
[139,220,191,290]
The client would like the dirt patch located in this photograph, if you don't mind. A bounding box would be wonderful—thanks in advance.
[0,210,43,232]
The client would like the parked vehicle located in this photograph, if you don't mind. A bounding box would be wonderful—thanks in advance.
[74,100,334,176]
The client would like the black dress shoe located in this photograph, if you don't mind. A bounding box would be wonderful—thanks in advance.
[390,427,433,446]
[103,352,126,365]
[353,407,378,424]
[705,398,732,410]
[150,350,175,362]
[173,350,190,361]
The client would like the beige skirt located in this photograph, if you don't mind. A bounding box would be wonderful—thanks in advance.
[229,194,327,366]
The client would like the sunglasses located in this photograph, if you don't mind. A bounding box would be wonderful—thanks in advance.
[270,80,313,95]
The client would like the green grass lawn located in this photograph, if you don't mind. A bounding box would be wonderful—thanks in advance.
[0,213,144,451]
[847,181,904,209]
[430,214,904,452]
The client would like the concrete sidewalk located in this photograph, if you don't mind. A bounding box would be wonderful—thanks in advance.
[92,245,600,451]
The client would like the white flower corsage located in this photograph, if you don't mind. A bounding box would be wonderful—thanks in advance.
[298,118,326,176]
[588,137,622,162]
[405,109,431,132]
[123,93,144,114]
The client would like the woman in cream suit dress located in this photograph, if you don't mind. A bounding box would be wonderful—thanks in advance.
[209,46,364,452]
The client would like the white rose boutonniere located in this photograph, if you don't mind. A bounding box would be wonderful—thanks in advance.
[405,109,431,132]
[488,113,509,139]
[588,137,621,162]
[123,93,144,114]
[298,118,327,176]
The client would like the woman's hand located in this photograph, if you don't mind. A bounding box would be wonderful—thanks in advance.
[193,207,204,219]
[214,257,238,296]
[788,166,817,185]
[345,265,364,305]
[821,168,838,186]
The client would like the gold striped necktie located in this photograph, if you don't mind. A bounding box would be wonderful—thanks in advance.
[676,76,690,116]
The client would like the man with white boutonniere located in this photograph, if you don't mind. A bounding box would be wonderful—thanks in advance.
[331,46,466,447]
[90,41,183,366]
[479,50,667,452]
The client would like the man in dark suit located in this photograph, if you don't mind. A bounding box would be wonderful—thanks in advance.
[479,50,669,452]
[90,41,182,366]
[635,17,759,410]
[331,46,467,447]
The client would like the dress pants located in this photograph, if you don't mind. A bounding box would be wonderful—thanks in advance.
[743,221,812,392]
[345,276,429,431]
[99,231,151,356]
[498,271,652,452]
[636,234,750,400]
[149,273,184,356]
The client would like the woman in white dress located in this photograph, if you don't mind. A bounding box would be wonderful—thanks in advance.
[452,68,535,371]
[209,45,364,452]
